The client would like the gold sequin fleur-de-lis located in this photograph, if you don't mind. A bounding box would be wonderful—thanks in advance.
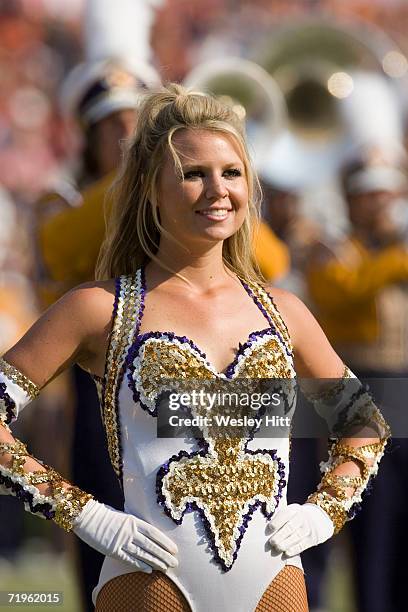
[157,436,286,571]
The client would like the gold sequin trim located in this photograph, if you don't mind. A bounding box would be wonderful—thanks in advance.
[53,486,93,532]
[307,424,389,533]
[123,273,296,567]
[0,439,29,473]
[0,438,92,531]
[0,358,39,400]
[244,281,293,353]
[137,340,214,410]
[302,365,351,403]
[370,406,391,440]
[307,491,347,534]
[133,334,296,414]
[235,336,295,379]
[102,271,142,480]
[133,335,296,568]
[163,437,282,568]
[331,440,386,466]
[302,364,390,534]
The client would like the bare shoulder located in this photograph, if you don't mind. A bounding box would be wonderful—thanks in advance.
[264,285,309,343]
[265,285,303,310]
[264,285,343,377]
[3,279,117,387]
[56,279,116,333]
[35,279,117,347]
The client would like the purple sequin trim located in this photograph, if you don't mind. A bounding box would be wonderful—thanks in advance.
[100,273,146,488]
[112,271,146,484]
[240,280,293,359]
[223,327,276,379]
[156,441,286,572]
[0,383,16,425]
[127,326,279,416]
[347,437,390,520]
[239,279,274,327]
[126,270,294,408]
[334,385,370,436]
[126,330,209,417]
[0,472,55,520]
[123,267,290,569]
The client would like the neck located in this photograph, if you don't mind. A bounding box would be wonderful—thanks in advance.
[148,240,234,292]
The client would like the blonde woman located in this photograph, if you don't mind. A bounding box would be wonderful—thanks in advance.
[0,85,388,611]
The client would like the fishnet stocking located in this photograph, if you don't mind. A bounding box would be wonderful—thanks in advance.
[255,565,308,612]
[95,565,308,612]
[95,572,190,612]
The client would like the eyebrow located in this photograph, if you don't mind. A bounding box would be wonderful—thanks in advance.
[181,161,244,170]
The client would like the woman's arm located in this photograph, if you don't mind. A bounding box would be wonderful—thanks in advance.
[266,288,389,554]
[0,282,178,569]
[3,282,114,387]
[0,282,114,524]
[271,287,344,378]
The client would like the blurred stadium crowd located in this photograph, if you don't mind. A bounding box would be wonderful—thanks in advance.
[1,1,408,611]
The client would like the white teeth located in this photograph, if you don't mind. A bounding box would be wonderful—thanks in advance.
[199,209,230,216]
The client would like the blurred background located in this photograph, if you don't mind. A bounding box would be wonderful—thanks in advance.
[1,0,408,610]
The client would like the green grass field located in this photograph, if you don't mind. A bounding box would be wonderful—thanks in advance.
[0,545,80,612]
[0,538,356,612]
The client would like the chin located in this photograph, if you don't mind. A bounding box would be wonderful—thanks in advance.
[177,229,233,251]
[192,219,243,240]
[200,226,240,242]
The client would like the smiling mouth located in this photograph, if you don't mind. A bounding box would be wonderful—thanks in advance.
[196,208,232,218]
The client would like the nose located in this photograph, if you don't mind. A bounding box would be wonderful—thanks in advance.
[205,174,228,201]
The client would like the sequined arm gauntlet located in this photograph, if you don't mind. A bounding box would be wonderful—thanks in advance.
[0,358,92,530]
[304,367,390,534]
[0,357,39,428]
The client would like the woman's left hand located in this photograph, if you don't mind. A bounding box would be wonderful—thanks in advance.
[267,503,334,557]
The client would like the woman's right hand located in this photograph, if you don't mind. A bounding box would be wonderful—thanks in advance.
[73,499,178,572]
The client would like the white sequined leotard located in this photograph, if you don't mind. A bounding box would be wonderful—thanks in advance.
[92,268,302,612]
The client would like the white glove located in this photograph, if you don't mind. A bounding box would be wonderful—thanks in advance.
[267,503,334,557]
[73,499,178,573]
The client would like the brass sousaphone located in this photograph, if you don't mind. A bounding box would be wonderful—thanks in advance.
[183,57,288,167]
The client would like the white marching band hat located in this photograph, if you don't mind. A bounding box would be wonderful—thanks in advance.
[60,57,161,129]
[345,165,408,195]
[60,0,163,128]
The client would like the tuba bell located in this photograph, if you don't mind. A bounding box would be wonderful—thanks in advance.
[183,57,287,167]
[252,18,408,188]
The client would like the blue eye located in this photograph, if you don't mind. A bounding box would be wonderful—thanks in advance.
[182,168,243,180]
[224,168,242,178]
[183,170,203,179]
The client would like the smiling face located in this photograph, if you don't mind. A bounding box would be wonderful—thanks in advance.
[156,129,249,250]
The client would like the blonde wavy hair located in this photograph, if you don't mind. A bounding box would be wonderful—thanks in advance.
[95,83,265,284]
